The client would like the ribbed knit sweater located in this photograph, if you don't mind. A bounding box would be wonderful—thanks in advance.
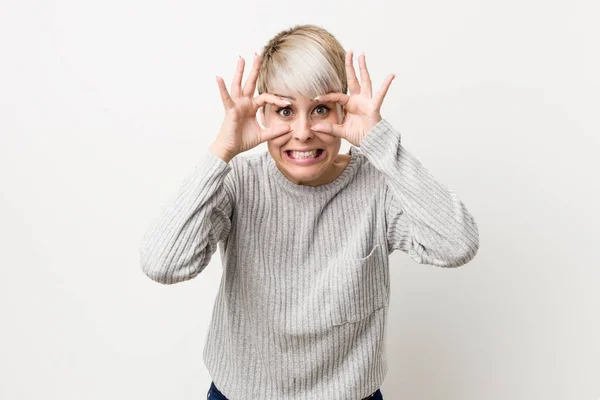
[139,118,479,400]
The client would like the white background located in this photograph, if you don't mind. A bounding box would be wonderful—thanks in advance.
[1,0,598,399]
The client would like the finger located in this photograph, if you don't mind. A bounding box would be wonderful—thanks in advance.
[261,123,291,142]
[216,76,235,110]
[345,50,360,95]
[314,92,350,106]
[242,53,261,97]
[252,93,292,110]
[310,121,345,138]
[358,53,372,97]
[231,56,245,98]
[373,73,396,109]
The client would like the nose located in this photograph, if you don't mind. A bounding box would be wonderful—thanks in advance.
[291,116,314,141]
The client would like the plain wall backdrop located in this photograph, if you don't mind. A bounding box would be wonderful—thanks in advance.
[1,0,598,399]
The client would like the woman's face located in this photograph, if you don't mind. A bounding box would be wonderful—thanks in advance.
[263,91,347,186]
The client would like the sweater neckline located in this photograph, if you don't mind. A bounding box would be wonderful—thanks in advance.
[266,146,360,194]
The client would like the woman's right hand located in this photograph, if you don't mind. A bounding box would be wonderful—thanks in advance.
[211,54,292,161]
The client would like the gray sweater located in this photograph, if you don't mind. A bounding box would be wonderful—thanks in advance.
[140,118,479,400]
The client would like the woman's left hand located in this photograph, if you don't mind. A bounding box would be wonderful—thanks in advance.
[310,50,395,147]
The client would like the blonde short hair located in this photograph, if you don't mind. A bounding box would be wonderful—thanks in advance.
[257,24,347,100]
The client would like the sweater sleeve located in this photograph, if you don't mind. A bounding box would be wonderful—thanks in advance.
[139,150,236,284]
[358,118,479,267]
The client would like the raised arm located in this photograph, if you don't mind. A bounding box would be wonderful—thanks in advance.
[359,119,479,267]
[311,50,479,267]
[140,53,292,284]
[139,148,235,284]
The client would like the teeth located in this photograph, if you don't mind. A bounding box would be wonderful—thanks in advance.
[289,150,319,159]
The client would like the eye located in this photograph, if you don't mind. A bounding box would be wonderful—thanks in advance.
[313,105,330,115]
[276,107,292,117]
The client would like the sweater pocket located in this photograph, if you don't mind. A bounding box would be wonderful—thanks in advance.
[329,243,387,326]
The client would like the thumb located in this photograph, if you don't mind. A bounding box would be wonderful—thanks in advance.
[311,122,345,138]
[261,123,291,142]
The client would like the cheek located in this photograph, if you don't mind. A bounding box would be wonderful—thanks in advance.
[318,133,341,147]
[267,141,282,159]
[267,132,290,149]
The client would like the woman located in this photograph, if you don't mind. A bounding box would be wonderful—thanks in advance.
[140,24,479,400]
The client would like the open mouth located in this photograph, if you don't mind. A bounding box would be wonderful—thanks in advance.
[283,149,326,164]
[285,149,324,159]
